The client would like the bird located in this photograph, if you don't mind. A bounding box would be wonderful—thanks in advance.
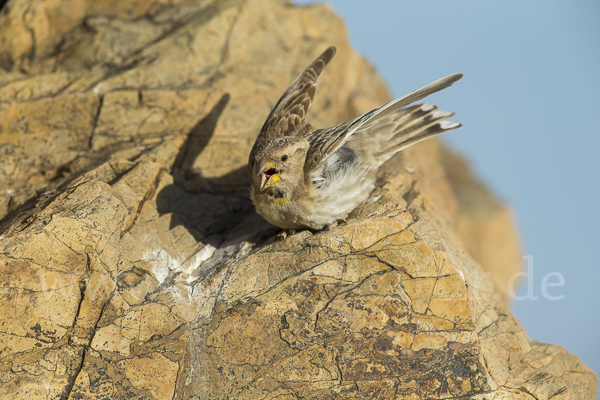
[249,46,462,232]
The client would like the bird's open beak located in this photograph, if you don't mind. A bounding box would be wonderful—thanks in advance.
[258,162,281,191]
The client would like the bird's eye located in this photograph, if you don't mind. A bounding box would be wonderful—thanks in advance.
[281,155,288,162]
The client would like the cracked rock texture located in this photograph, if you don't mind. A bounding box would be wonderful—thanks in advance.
[0,0,597,399]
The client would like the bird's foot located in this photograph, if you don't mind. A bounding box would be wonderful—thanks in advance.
[275,229,297,242]
[325,218,347,231]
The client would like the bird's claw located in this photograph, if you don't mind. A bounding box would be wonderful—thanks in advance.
[325,218,347,231]
[275,229,297,242]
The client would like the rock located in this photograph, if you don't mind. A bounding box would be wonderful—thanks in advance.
[0,0,596,399]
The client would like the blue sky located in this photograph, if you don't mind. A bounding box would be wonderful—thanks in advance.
[296,0,600,383]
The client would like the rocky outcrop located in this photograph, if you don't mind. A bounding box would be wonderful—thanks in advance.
[0,0,596,398]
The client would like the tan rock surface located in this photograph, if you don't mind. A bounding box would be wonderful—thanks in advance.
[0,0,596,399]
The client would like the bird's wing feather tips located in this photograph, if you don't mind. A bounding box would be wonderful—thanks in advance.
[440,120,461,130]
[304,73,463,171]
[366,73,463,123]
[373,111,462,159]
[258,47,336,142]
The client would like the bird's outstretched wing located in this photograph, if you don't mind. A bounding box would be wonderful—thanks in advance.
[304,73,463,171]
[256,47,336,144]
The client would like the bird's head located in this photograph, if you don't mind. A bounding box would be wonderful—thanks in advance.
[251,137,309,192]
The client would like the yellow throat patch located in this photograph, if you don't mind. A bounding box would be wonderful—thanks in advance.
[270,195,291,207]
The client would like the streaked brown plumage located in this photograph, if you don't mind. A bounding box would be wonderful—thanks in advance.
[249,46,462,230]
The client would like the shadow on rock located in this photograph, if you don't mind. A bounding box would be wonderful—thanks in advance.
[156,94,277,248]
